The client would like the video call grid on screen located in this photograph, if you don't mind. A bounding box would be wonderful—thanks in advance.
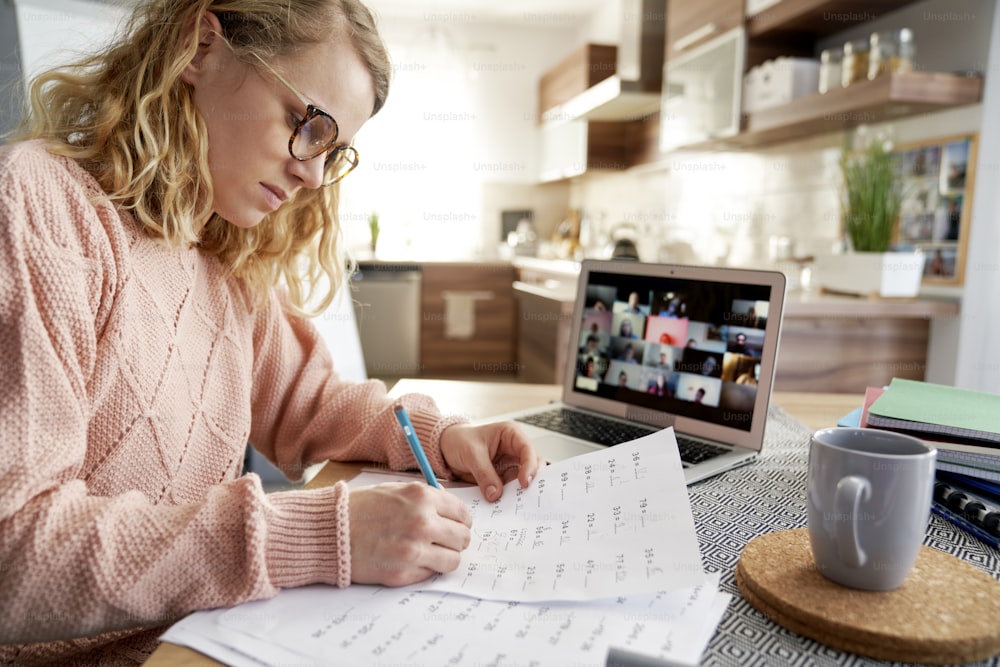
[574,270,772,433]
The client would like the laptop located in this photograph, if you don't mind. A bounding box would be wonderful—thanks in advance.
[488,259,786,485]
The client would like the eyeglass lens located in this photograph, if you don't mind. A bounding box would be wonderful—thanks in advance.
[293,112,337,159]
[324,147,359,183]
[293,114,358,184]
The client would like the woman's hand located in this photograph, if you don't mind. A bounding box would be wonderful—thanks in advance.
[439,421,544,502]
[349,482,472,586]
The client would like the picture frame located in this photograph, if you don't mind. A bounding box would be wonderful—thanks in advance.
[892,133,977,286]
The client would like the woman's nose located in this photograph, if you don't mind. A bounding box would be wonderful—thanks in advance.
[289,155,326,189]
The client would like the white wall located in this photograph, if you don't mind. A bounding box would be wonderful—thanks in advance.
[338,14,580,260]
[953,4,1000,393]
[14,0,126,81]
[1,0,126,138]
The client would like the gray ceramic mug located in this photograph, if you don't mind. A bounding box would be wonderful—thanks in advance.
[806,427,937,591]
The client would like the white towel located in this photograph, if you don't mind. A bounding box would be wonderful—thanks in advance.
[442,290,494,340]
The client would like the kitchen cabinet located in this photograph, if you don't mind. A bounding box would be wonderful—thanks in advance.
[535,1,666,181]
[537,44,633,182]
[419,263,517,378]
[636,0,985,159]
[539,120,629,182]
[733,0,984,148]
[512,259,579,384]
[745,0,916,42]
[660,26,746,151]
[666,0,743,58]
[538,43,617,121]
[536,0,986,169]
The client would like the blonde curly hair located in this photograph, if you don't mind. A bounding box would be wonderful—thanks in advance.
[13,0,390,316]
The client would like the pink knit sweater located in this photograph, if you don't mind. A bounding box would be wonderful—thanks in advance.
[0,141,465,665]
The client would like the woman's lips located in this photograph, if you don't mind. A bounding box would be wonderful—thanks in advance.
[260,183,287,212]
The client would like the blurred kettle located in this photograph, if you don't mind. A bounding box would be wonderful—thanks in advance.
[605,222,640,260]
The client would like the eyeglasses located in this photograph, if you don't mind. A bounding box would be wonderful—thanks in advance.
[250,52,359,186]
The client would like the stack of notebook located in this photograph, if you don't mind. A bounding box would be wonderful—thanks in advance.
[857,378,1000,549]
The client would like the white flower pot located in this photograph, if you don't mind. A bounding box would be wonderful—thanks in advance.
[814,250,926,298]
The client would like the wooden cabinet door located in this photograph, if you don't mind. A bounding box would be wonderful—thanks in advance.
[538,44,617,120]
[420,264,517,377]
[666,0,743,58]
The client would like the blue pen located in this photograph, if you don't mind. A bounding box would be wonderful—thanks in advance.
[393,404,442,489]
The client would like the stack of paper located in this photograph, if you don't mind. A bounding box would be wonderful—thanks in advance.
[161,429,730,666]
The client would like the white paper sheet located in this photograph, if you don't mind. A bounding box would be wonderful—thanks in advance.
[161,575,728,667]
[160,427,719,665]
[400,428,705,601]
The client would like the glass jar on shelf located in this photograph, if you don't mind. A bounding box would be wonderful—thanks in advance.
[819,47,843,94]
[869,28,915,79]
[841,39,870,87]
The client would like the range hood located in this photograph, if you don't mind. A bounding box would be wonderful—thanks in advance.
[543,0,665,123]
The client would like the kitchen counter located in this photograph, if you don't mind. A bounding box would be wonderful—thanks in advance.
[511,256,582,277]
[356,257,961,320]
[509,257,961,318]
[507,257,960,392]
[783,289,960,318]
[348,257,959,391]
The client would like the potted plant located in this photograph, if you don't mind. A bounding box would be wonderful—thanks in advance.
[815,135,925,297]
[842,137,901,253]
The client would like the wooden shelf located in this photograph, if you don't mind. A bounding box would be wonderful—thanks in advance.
[747,0,916,41]
[727,71,983,148]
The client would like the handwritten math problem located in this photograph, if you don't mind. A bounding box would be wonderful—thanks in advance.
[415,428,704,602]
[162,428,727,667]
[195,573,726,667]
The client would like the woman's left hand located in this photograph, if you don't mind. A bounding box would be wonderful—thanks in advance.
[439,422,544,502]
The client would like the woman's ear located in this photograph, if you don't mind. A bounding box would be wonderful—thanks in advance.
[180,12,225,86]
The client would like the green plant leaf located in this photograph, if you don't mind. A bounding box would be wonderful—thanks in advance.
[840,139,902,252]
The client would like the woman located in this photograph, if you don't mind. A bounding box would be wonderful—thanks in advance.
[0,0,542,663]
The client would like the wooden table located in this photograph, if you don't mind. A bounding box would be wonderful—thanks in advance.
[146,381,861,666]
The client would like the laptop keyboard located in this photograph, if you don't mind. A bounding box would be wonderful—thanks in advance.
[517,408,729,464]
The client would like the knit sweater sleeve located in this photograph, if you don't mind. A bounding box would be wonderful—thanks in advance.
[0,145,350,646]
[247,292,469,481]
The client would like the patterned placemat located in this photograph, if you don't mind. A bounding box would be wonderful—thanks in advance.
[736,528,1000,664]
[692,405,1000,667]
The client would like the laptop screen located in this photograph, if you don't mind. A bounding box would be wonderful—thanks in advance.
[567,261,784,441]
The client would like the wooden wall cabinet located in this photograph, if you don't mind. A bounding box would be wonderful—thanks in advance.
[630,0,984,159]
[538,43,617,121]
[666,0,743,58]
[536,44,634,182]
[735,0,984,147]
[537,0,985,170]
[539,120,630,182]
[419,263,518,378]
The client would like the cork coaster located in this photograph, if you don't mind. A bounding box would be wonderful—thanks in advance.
[736,528,1000,664]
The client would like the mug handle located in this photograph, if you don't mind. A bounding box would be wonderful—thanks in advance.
[834,475,871,568]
